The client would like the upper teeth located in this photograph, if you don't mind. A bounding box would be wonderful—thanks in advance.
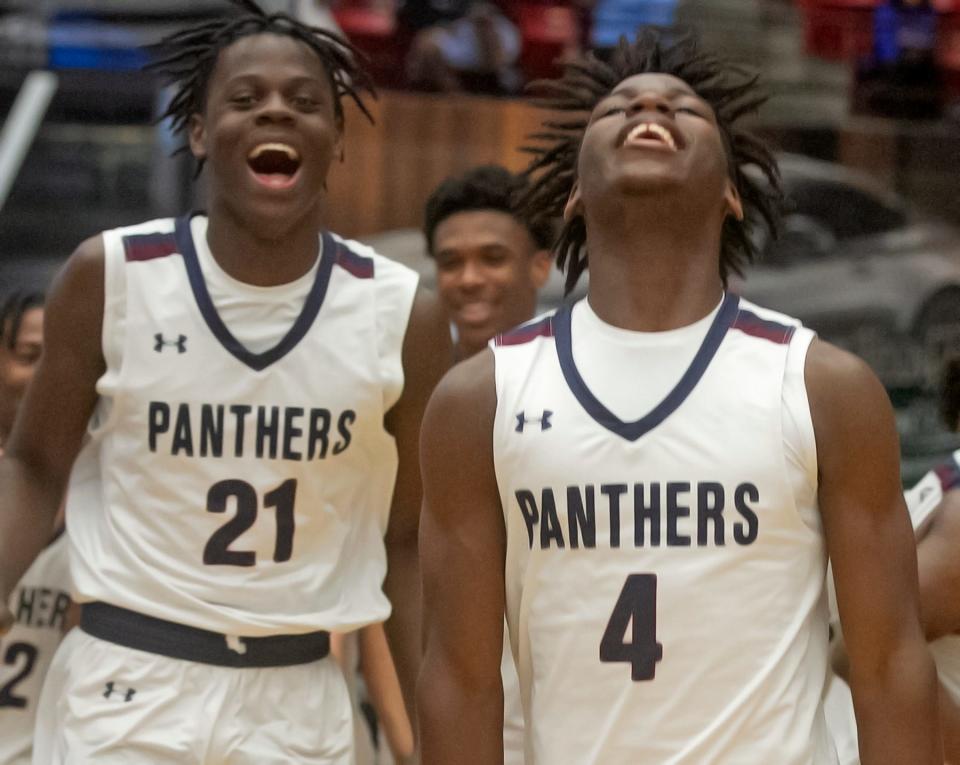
[248,143,299,161]
[626,123,676,150]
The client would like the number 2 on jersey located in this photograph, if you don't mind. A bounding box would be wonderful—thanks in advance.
[203,478,297,566]
[0,642,38,708]
[600,574,663,681]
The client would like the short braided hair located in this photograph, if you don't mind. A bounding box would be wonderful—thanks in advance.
[424,165,554,256]
[145,0,375,164]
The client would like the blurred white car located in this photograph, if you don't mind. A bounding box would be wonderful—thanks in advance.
[735,153,960,479]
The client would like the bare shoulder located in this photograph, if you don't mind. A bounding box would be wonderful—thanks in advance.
[45,234,105,356]
[424,348,496,434]
[406,286,448,336]
[397,287,451,398]
[804,337,894,445]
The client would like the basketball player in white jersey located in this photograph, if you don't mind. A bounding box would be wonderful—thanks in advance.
[830,356,960,761]
[0,2,450,762]
[425,164,553,764]
[418,29,941,764]
[0,291,72,765]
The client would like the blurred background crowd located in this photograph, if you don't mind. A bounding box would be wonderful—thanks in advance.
[0,0,959,482]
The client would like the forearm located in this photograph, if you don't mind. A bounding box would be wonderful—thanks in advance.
[418,657,504,765]
[383,537,422,731]
[0,456,62,606]
[851,638,942,764]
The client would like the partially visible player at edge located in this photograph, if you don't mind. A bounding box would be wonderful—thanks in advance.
[0,291,71,765]
[0,1,449,762]
[830,355,960,761]
[418,28,940,764]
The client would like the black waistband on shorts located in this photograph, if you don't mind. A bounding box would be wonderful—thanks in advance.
[80,602,330,668]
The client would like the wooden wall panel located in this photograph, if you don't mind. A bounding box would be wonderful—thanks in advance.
[323,90,548,238]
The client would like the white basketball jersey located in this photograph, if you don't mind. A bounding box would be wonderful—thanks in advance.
[0,533,70,765]
[908,450,960,703]
[493,293,836,764]
[66,215,419,637]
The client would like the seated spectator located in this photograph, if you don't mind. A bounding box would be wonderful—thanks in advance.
[400,0,522,93]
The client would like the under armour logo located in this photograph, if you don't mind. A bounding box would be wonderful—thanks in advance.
[154,333,187,353]
[516,410,553,433]
[103,682,136,702]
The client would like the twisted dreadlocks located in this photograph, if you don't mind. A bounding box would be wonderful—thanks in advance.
[522,28,782,294]
[145,0,375,161]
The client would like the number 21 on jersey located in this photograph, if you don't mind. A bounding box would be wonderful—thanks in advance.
[203,478,297,566]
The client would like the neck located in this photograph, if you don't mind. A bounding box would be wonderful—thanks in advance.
[581,195,727,331]
[204,200,323,286]
[455,338,486,362]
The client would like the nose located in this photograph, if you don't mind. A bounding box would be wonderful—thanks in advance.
[626,90,673,117]
[255,91,295,125]
[458,259,485,290]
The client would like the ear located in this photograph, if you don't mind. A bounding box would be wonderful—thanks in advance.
[563,180,583,223]
[529,248,553,290]
[724,179,744,222]
[188,113,207,162]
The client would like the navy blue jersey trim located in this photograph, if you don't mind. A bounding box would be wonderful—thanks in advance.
[123,232,179,262]
[174,214,335,372]
[495,315,555,347]
[554,293,740,442]
[730,308,796,344]
[335,241,374,279]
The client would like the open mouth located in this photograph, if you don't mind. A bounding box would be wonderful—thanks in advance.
[247,143,302,189]
[623,122,678,151]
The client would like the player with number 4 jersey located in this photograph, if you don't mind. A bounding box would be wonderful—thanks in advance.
[418,29,940,765]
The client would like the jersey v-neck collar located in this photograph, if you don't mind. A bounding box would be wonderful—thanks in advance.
[553,292,740,442]
[174,213,336,372]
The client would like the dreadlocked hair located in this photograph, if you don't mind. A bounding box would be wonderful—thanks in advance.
[0,289,44,350]
[521,27,782,295]
[145,0,375,161]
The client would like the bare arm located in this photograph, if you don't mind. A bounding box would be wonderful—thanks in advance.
[808,339,941,764]
[0,236,104,632]
[382,287,452,741]
[418,349,505,765]
[359,623,416,762]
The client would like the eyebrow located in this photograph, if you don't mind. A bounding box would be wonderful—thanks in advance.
[606,85,699,100]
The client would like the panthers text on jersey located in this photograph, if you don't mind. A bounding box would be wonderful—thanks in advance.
[493,293,837,765]
[66,215,419,637]
[0,532,69,765]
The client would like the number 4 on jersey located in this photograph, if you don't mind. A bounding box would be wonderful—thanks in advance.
[600,574,663,681]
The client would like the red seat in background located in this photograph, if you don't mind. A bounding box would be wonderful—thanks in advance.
[517,3,581,82]
[937,2,960,96]
[333,1,405,89]
[797,0,880,60]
